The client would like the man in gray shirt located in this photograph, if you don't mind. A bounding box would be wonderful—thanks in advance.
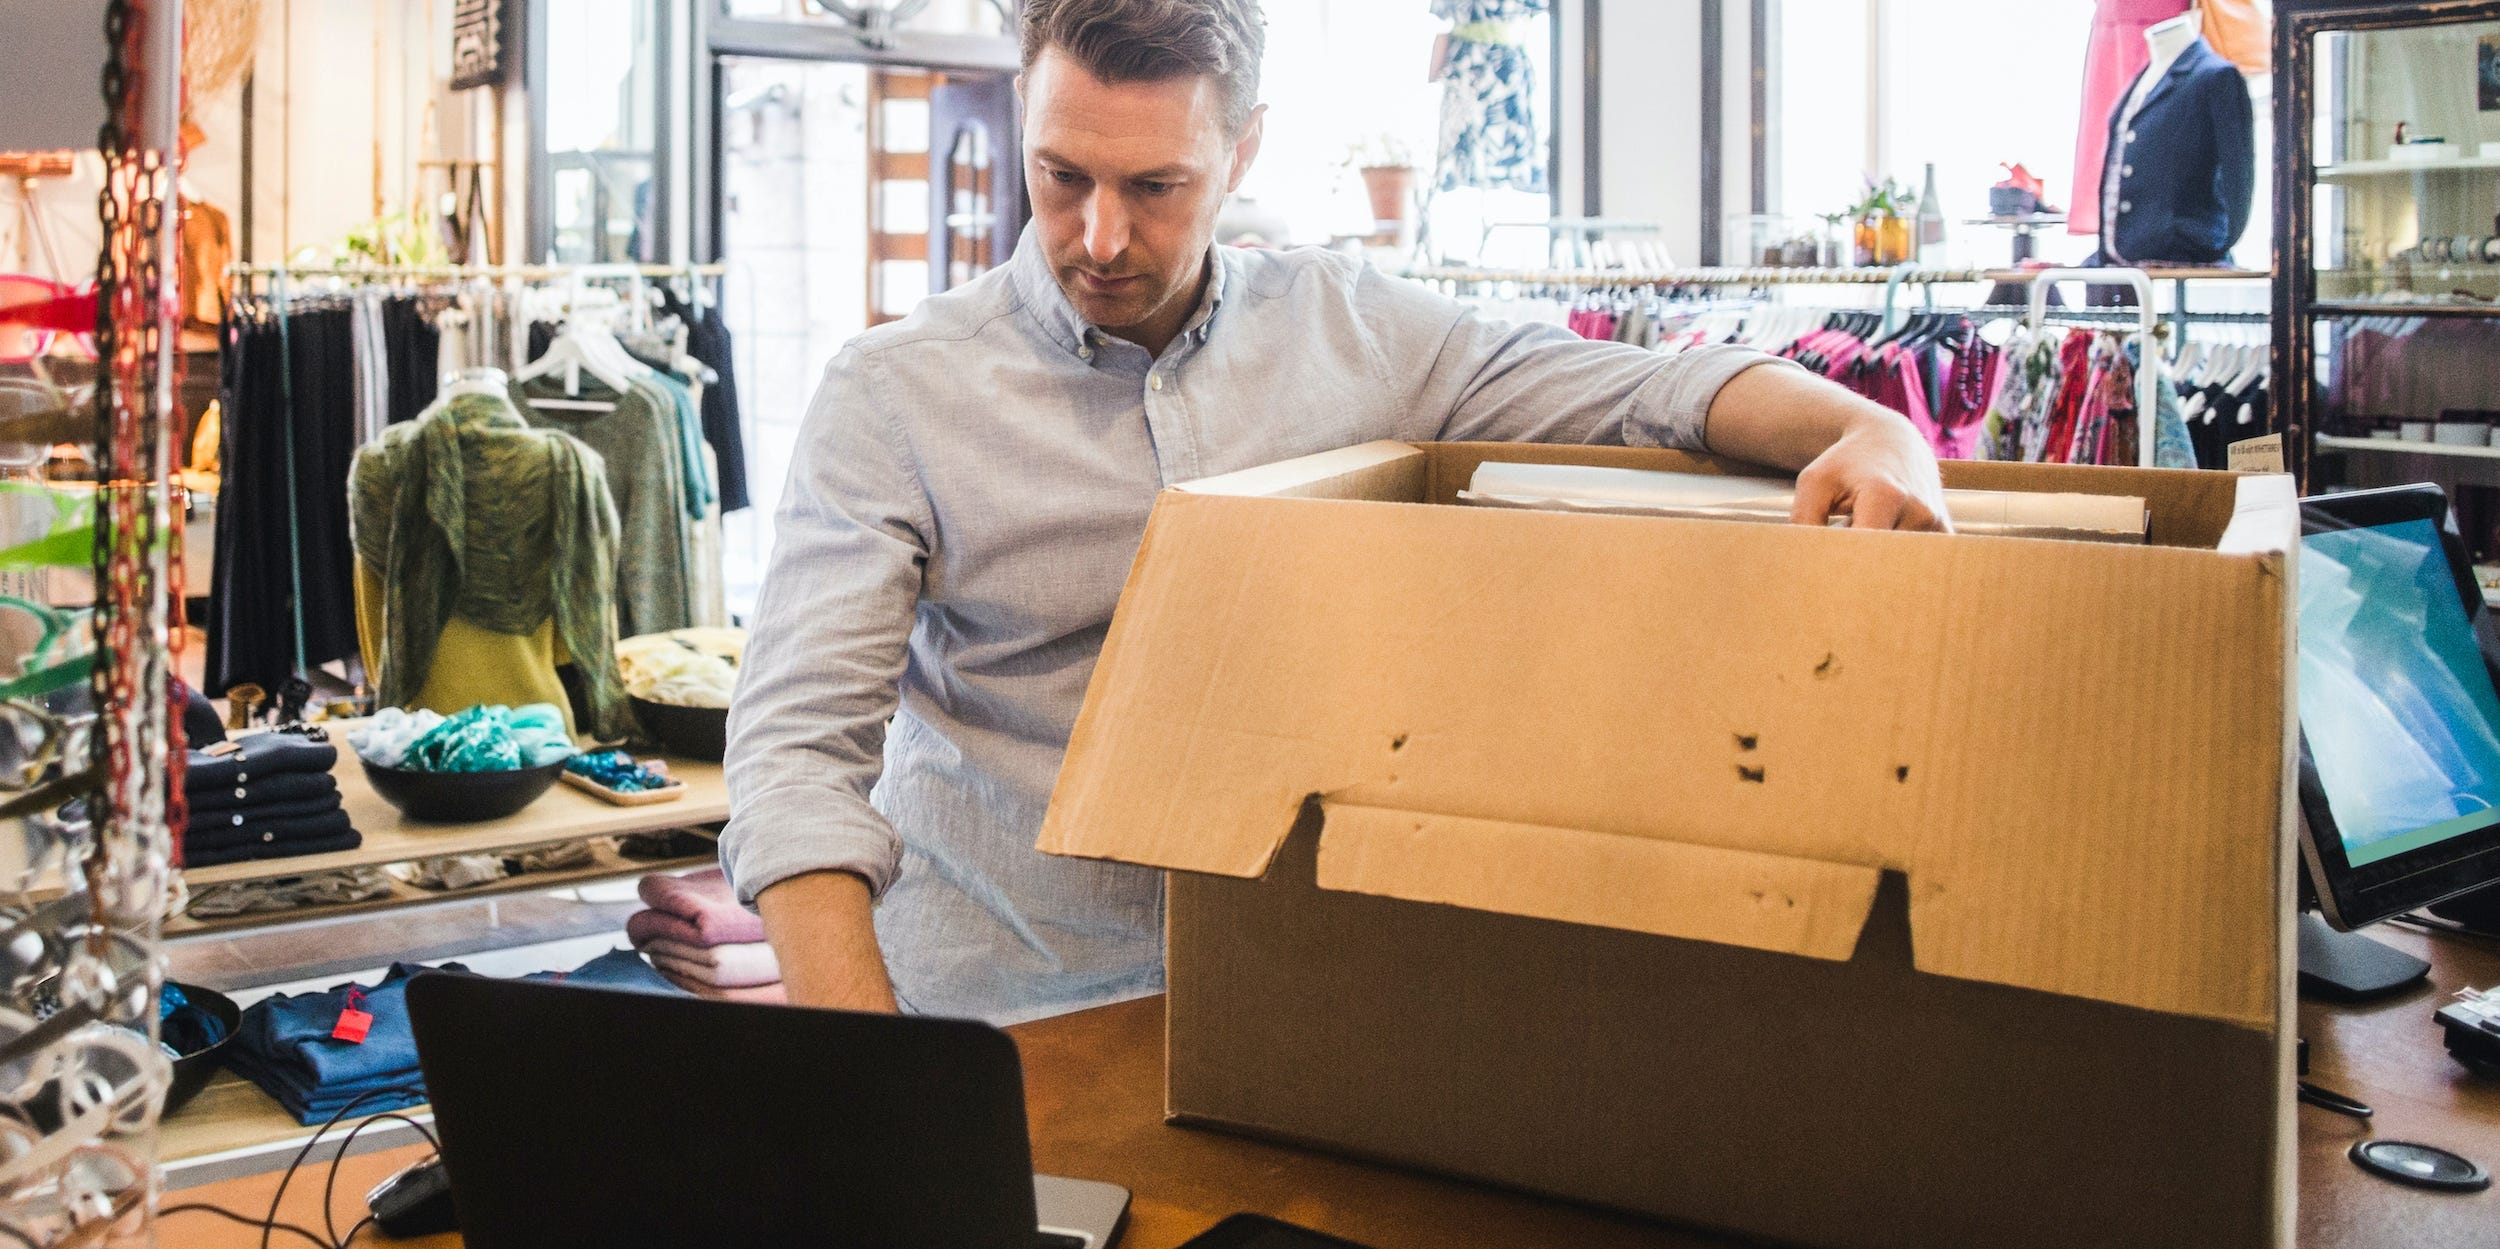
[723,0,1950,1023]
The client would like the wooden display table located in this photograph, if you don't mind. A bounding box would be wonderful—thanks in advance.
[166,922,2500,1248]
[165,729,727,939]
[149,731,728,1180]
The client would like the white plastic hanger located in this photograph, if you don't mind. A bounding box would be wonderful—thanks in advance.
[514,281,648,405]
[2173,341,2205,384]
[2222,341,2267,397]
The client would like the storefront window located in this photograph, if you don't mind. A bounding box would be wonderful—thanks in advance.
[542,0,664,262]
[1249,0,1552,264]
[1771,0,2269,273]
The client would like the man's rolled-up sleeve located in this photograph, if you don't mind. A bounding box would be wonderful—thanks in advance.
[1366,267,1803,451]
[719,347,929,908]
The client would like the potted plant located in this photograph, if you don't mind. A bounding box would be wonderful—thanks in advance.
[1346,133,1420,229]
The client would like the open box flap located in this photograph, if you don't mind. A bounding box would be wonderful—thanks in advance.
[1315,801,1884,960]
[1040,446,2292,1029]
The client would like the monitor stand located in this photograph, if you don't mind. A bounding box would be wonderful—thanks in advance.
[2297,912,2431,1002]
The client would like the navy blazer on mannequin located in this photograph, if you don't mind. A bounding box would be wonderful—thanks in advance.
[2099,38,2255,265]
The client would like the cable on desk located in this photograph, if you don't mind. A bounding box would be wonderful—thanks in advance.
[2298,1080,2375,1120]
[157,1202,333,1248]
[219,1084,433,1249]
[321,1111,441,1247]
[2387,910,2500,949]
[160,1113,437,1249]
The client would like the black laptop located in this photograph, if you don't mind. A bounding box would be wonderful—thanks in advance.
[406,973,1130,1249]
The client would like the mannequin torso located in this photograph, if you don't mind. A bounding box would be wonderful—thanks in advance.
[2128,13,2205,112]
[2093,6,2256,267]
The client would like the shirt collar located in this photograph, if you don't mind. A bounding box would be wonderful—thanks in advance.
[1010,223,1232,358]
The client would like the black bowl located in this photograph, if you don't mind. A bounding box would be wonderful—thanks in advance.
[360,757,566,822]
[24,981,240,1126]
[165,982,242,1116]
[631,697,727,762]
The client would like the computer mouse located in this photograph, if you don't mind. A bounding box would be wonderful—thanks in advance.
[367,1154,458,1237]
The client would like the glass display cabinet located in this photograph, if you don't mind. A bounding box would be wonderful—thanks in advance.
[2278,1,2500,500]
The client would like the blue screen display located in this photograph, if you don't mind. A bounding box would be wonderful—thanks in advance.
[2299,518,2500,867]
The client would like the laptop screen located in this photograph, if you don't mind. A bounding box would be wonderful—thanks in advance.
[2299,516,2500,868]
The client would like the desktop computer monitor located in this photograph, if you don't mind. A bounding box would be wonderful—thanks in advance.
[2296,484,2500,997]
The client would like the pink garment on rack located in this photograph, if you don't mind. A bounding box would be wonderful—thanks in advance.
[2042,333,2101,463]
[1932,343,2003,461]
[1870,346,1939,450]
[2070,0,2193,237]
[1818,335,1869,387]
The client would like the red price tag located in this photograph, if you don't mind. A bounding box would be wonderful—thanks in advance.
[333,987,373,1043]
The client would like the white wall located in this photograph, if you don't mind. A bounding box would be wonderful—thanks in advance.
[0,0,503,279]
[1554,0,1588,216]
[1596,0,1705,265]
[245,0,497,264]
[1719,0,1753,260]
[0,0,116,154]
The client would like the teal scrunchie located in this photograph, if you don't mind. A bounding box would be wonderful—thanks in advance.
[564,749,669,793]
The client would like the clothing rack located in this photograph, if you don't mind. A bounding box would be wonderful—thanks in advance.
[1399,263,2007,337]
[1397,263,1996,288]
[1398,261,2271,343]
[224,262,729,282]
[204,259,751,699]
[2026,269,2160,468]
[222,262,731,306]
[1415,261,2198,470]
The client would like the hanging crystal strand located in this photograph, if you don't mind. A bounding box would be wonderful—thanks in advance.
[0,2,182,1239]
[71,0,184,1244]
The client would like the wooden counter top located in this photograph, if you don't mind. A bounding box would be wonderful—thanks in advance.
[164,916,2500,1247]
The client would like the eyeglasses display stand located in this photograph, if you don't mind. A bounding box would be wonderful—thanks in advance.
[2,2,190,1244]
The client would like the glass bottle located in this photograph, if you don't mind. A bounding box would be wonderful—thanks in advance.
[1918,162,1947,257]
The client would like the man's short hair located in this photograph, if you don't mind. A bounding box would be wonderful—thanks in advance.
[1019,0,1266,135]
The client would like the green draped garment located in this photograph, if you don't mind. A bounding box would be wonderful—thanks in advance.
[349,390,633,741]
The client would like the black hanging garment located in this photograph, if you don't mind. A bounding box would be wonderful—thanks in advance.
[659,286,750,513]
[206,303,367,697]
[381,296,442,426]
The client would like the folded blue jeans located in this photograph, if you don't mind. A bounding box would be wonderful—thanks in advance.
[230,953,687,1123]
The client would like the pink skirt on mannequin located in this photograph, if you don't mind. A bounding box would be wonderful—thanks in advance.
[2069,0,2193,236]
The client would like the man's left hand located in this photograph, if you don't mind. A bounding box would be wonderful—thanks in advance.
[1788,412,1953,533]
[1698,362,1954,533]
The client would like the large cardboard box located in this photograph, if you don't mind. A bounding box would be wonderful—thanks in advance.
[1041,441,2298,1248]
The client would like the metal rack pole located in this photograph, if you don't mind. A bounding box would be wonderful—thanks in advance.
[221,262,731,292]
[1391,264,1997,289]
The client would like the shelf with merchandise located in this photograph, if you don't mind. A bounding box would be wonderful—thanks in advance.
[2307,15,2500,309]
[2281,2,2500,488]
[2316,155,2500,179]
[2312,297,2500,317]
[2317,434,2500,459]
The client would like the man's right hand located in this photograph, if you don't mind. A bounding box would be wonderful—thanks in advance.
[757,870,900,1013]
